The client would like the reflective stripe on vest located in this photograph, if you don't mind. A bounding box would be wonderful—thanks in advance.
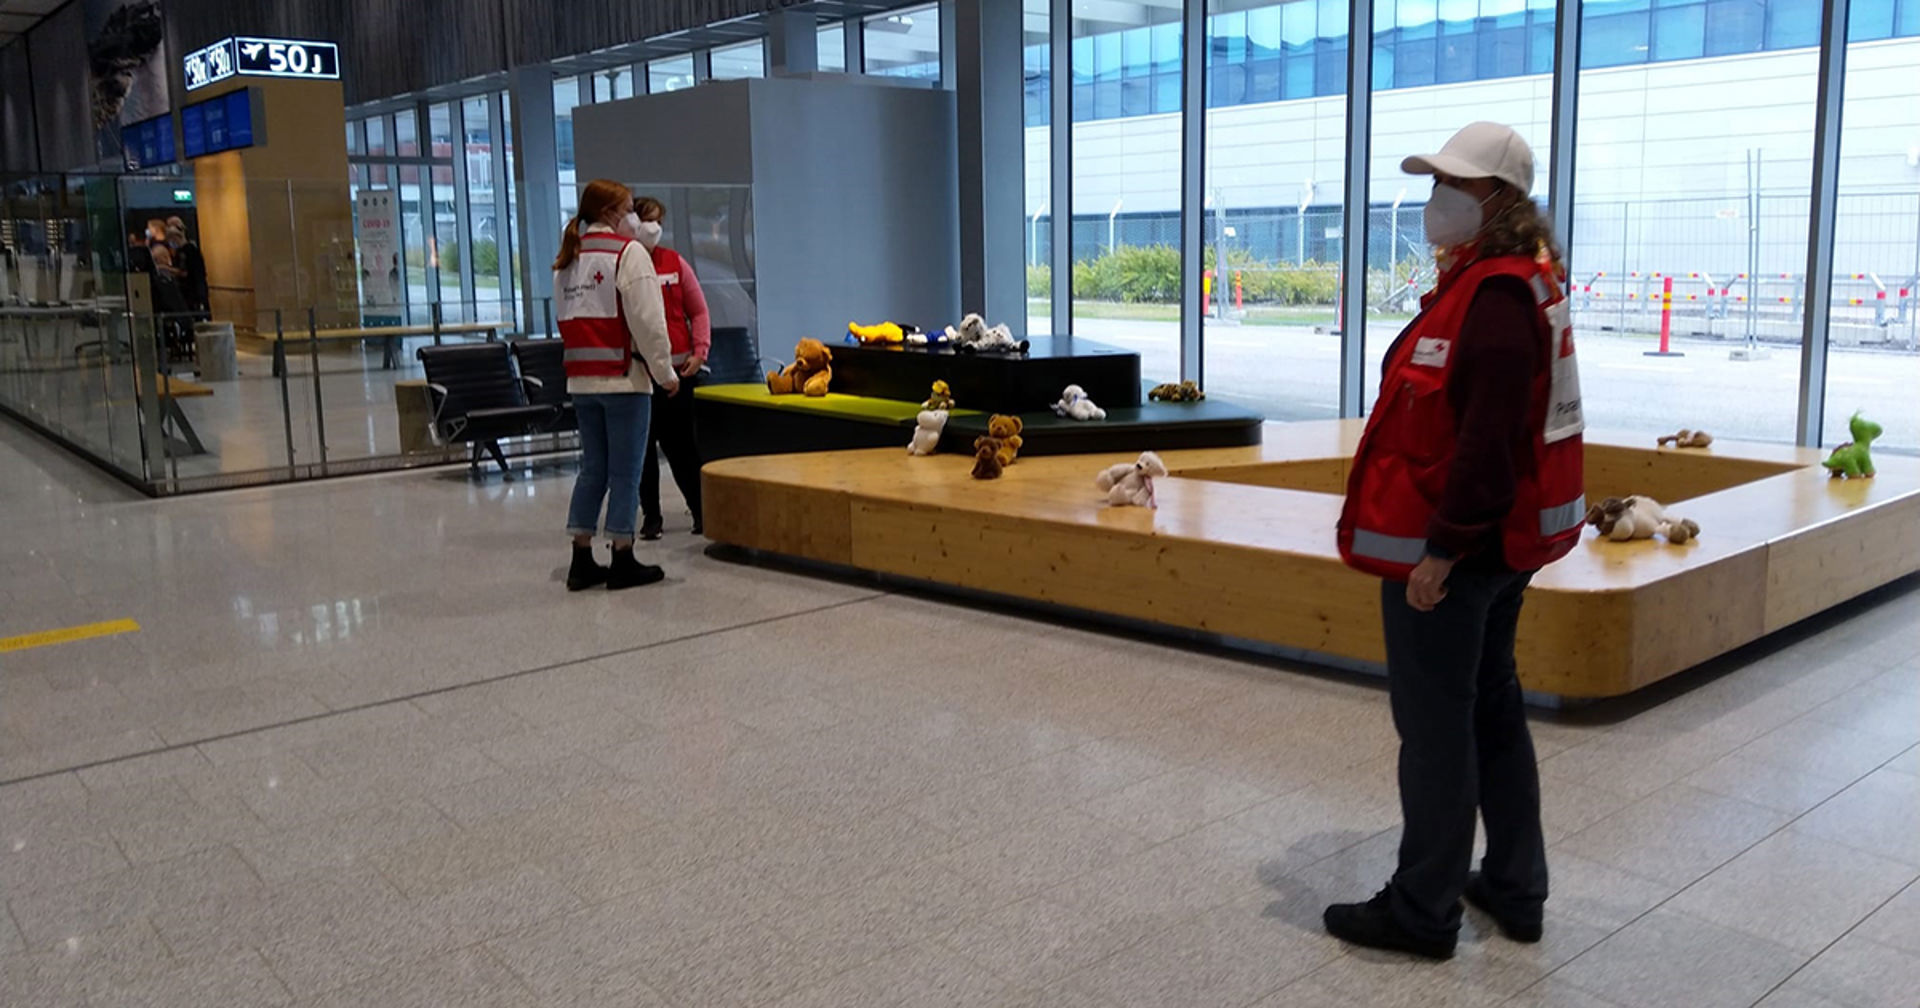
[556,233,634,379]
[1539,494,1586,537]
[1349,529,1428,567]
[563,347,627,362]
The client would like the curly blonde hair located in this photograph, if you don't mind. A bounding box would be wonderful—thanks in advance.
[1476,185,1565,277]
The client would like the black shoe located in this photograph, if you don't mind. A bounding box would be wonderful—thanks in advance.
[690,517,703,537]
[607,547,665,590]
[566,545,607,592]
[1464,872,1543,943]
[1323,889,1456,961]
[639,516,664,541]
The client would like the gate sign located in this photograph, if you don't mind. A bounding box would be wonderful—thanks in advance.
[184,37,340,91]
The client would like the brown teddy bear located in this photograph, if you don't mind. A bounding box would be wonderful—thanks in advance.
[767,338,833,397]
[1584,495,1699,544]
[1657,429,1713,448]
[971,414,1024,479]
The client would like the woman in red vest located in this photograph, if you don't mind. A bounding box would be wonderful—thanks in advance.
[1326,122,1584,960]
[555,179,680,591]
[631,196,712,540]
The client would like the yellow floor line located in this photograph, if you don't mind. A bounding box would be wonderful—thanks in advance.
[0,619,142,653]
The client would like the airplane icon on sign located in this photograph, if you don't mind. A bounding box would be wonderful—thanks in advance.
[241,42,265,60]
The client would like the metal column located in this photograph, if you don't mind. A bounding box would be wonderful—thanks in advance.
[1548,1,1582,264]
[1338,0,1375,416]
[1178,0,1206,383]
[1049,0,1072,339]
[485,94,515,322]
[507,66,562,334]
[767,8,820,76]
[1797,0,1851,448]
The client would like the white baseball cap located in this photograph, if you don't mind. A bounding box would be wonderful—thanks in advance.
[1402,121,1536,193]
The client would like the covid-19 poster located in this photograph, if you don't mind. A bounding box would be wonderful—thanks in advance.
[84,0,170,163]
[356,191,404,326]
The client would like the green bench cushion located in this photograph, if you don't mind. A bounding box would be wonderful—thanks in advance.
[696,383,979,426]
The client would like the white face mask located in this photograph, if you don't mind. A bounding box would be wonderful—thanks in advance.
[636,220,663,249]
[1423,183,1491,249]
[616,211,642,238]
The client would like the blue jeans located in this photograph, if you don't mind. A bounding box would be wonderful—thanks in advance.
[567,393,651,540]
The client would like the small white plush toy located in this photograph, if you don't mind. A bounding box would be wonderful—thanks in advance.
[908,409,947,455]
[1586,494,1700,544]
[1052,384,1107,421]
[946,313,1030,354]
[1094,451,1168,508]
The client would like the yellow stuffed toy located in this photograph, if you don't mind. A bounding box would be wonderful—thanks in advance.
[848,321,907,345]
[970,414,1024,479]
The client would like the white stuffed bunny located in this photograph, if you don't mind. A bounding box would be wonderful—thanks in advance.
[946,313,1030,354]
[1094,451,1168,508]
[1052,384,1107,421]
[908,409,947,455]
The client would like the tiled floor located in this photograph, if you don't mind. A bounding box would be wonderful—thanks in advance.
[1,419,1917,1008]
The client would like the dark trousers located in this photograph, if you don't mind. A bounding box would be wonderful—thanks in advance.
[1380,566,1549,942]
[640,371,702,523]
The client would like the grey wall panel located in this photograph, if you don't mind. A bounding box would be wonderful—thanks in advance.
[574,82,755,186]
[1,40,37,172]
[748,77,959,343]
[29,3,95,172]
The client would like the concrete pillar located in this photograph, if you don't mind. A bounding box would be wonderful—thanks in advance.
[508,65,561,334]
[769,8,820,76]
[952,0,1027,335]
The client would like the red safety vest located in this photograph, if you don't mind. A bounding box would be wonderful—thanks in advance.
[556,232,637,379]
[1337,253,1586,579]
[649,246,693,356]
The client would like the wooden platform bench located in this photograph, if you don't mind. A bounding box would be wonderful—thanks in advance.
[702,419,1920,700]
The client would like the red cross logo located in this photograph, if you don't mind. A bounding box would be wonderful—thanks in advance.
[593,271,604,284]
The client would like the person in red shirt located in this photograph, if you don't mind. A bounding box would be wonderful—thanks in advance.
[632,197,712,540]
[1326,122,1583,960]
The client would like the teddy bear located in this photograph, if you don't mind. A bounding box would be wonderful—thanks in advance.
[922,380,955,412]
[970,414,1024,479]
[1052,384,1106,421]
[1657,429,1714,448]
[946,313,1031,355]
[766,338,833,397]
[908,409,947,455]
[1823,412,1881,479]
[1584,495,1699,544]
[1095,451,1168,508]
[1148,380,1205,403]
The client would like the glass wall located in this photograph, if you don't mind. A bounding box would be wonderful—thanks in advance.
[865,4,944,79]
[1023,0,1050,333]
[649,56,697,93]
[1204,0,1350,421]
[1069,3,1182,380]
[593,66,637,101]
[819,23,849,72]
[1824,23,1920,454]
[711,41,767,80]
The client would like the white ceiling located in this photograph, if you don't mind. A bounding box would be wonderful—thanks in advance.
[0,0,65,47]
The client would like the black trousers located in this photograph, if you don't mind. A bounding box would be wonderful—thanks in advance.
[640,371,702,523]
[1380,566,1549,942]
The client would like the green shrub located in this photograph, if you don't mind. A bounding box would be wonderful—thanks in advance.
[1027,264,1050,298]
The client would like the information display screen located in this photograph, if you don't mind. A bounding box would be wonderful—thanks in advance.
[181,89,259,160]
[120,115,176,169]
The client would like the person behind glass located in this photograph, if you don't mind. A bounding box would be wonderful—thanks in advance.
[632,197,710,540]
[1326,122,1585,960]
[554,179,680,591]
[165,217,209,316]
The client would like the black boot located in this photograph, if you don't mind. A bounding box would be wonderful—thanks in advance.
[639,515,664,541]
[690,513,703,537]
[566,544,607,592]
[1323,889,1456,961]
[607,546,665,590]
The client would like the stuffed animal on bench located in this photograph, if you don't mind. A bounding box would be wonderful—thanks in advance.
[971,414,1024,479]
[1657,429,1713,448]
[1095,451,1167,508]
[1585,495,1699,544]
[848,321,917,345]
[946,313,1030,355]
[1822,412,1881,479]
[1052,384,1106,421]
[1149,380,1205,403]
[766,338,833,397]
[908,410,947,456]
[922,380,955,412]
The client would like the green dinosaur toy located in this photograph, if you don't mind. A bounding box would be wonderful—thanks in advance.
[1822,412,1881,480]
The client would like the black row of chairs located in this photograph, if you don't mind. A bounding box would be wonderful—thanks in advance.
[416,327,755,477]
